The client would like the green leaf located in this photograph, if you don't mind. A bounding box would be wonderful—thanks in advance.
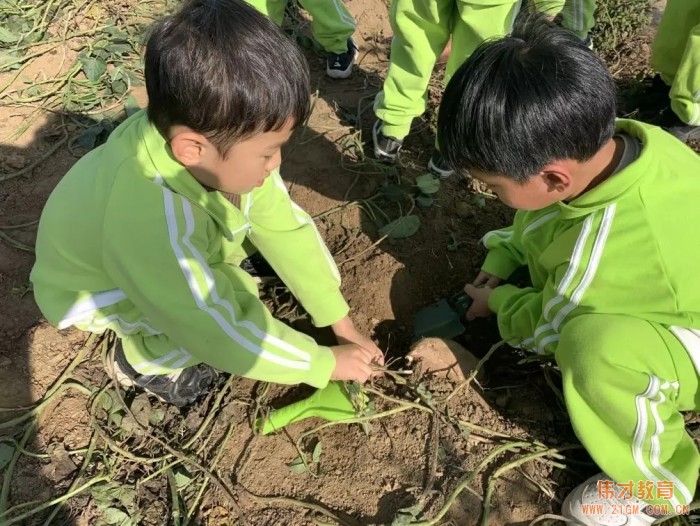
[101,507,129,525]
[108,410,124,427]
[391,503,425,526]
[0,52,20,69]
[107,43,133,57]
[111,78,127,94]
[81,57,107,82]
[0,443,15,470]
[287,456,309,474]
[129,393,151,428]
[173,467,194,490]
[378,215,420,239]
[416,383,433,402]
[312,441,322,463]
[416,195,433,208]
[380,184,411,202]
[148,407,166,426]
[0,27,19,43]
[416,174,440,195]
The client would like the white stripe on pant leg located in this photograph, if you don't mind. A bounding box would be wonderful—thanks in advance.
[329,0,355,29]
[169,350,195,370]
[669,326,700,374]
[131,349,187,374]
[507,1,520,31]
[634,376,663,481]
[688,88,700,126]
[58,289,128,328]
[648,383,691,506]
[633,376,690,507]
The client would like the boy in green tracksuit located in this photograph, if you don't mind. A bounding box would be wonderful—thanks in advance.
[31,0,383,406]
[245,0,358,79]
[648,0,700,142]
[439,18,698,526]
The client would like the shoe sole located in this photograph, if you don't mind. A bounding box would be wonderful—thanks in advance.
[326,45,358,79]
[428,157,454,179]
[372,121,400,162]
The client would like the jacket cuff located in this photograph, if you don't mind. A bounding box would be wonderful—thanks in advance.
[488,284,521,314]
[481,251,520,280]
[306,346,336,388]
[307,295,350,328]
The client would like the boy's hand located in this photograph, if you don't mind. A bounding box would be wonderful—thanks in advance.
[464,284,494,321]
[330,344,378,383]
[473,271,501,288]
[331,316,385,366]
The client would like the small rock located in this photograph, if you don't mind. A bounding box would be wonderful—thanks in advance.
[495,393,509,408]
[4,154,26,170]
[48,444,77,481]
[455,201,472,218]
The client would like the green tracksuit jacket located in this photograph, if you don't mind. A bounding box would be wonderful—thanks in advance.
[31,111,348,388]
[481,119,699,507]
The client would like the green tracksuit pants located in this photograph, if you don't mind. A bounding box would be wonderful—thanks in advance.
[556,315,699,508]
[531,0,596,40]
[246,0,355,53]
[374,0,521,140]
[651,0,700,126]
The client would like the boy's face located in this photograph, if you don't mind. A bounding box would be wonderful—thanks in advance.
[171,120,295,195]
[470,169,568,211]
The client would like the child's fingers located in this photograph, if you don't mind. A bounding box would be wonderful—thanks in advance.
[485,276,501,288]
[464,283,477,298]
[472,272,487,286]
[355,362,373,382]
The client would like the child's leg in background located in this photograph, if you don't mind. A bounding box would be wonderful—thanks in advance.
[531,0,596,40]
[445,0,521,85]
[373,0,453,141]
[301,0,355,54]
[556,314,699,508]
[430,0,520,159]
[245,0,288,26]
[651,0,700,126]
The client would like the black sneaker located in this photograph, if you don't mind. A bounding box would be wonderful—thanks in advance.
[658,107,700,142]
[113,341,217,407]
[372,120,403,162]
[581,34,593,50]
[240,252,278,284]
[326,38,358,79]
[427,150,454,178]
[632,74,672,116]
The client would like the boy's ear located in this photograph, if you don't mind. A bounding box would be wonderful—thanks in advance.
[540,161,573,193]
[170,129,209,167]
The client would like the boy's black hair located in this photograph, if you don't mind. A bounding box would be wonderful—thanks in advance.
[145,0,310,154]
[437,16,617,182]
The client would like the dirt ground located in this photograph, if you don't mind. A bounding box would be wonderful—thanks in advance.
[0,1,697,525]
